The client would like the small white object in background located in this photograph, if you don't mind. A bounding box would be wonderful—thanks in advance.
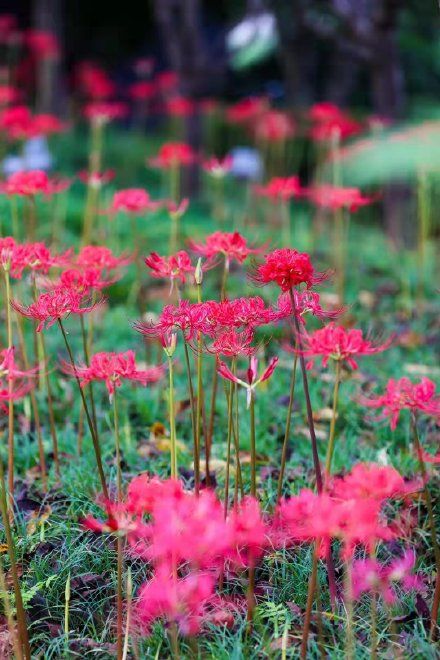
[229,147,263,181]
[2,136,53,176]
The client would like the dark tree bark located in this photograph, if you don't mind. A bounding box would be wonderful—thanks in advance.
[33,0,67,115]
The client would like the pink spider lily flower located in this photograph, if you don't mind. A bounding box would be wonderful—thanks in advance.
[202,156,233,178]
[275,488,394,560]
[148,142,196,169]
[189,231,264,265]
[298,322,392,370]
[308,103,363,142]
[46,267,118,294]
[74,245,132,272]
[329,463,421,502]
[226,97,268,125]
[208,328,255,359]
[165,95,194,117]
[361,377,440,430]
[274,290,345,325]
[166,198,189,218]
[60,350,164,398]
[26,29,59,60]
[107,188,162,215]
[144,250,195,289]
[204,296,278,334]
[228,497,268,568]
[352,550,422,605]
[12,287,99,332]
[32,113,67,137]
[254,109,295,143]
[0,348,36,411]
[217,355,278,407]
[83,101,128,125]
[134,300,211,344]
[306,184,373,212]
[0,347,38,381]
[3,170,51,196]
[135,568,215,637]
[250,248,326,291]
[418,450,440,465]
[77,169,115,189]
[8,241,72,279]
[0,105,34,141]
[255,176,303,202]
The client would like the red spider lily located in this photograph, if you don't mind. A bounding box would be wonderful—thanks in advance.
[129,80,156,101]
[165,95,194,117]
[329,463,421,502]
[166,198,189,218]
[60,350,164,396]
[352,550,421,605]
[0,84,18,106]
[0,105,34,140]
[202,156,233,178]
[362,377,440,430]
[126,474,184,516]
[308,103,362,142]
[189,231,264,264]
[418,450,440,465]
[75,245,132,272]
[135,568,216,637]
[226,97,268,124]
[9,242,71,279]
[218,355,278,407]
[199,99,219,115]
[44,267,117,294]
[75,62,116,100]
[209,328,255,359]
[26,29,59,59]
[142,489,233,568]
[77,169,115,189]
[275,488,394,559]
[134,300,210,343]
[155,70,179,93]
[299,322,392,370]
[12,287,99,332]
[254,110,295,143]
[32,113,66,136]
[149,142,196,169]
[228,497,268,568]
[0,236,17,271]
[144,251,195,286]
[3,170,51,196]
[274,290,344,324]
[108,188,161,215]
[83,102,128,125]
[307,184,373,212]
[255,176,302,202]
[251,248,325,291]
[0,347,36,411]
[204,297,278,333]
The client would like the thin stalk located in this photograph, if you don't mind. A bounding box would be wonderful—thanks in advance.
[0,555,23,660]
[0,458,30,659]
[281,199,290,247]
[10,197,19,239]
[277,352,298,500]
[15,311,49,482]
[344,556,355,660]
[300,543,318,660]
[220,256,229,301]
[246,563,256,634]
[167,355,178,478]
[113,390,124,660]
[122,567,132,660]
[4,268,15,499]
[233,380,244,503]
[182,340,196,442]
[28,196,37,242]
[223,360,236,518]
[80,315,99,439]
[206,357,219,487]
[39,333,57,482]
[194,288,203,494]
[64,572,70,656]
[250,392,256,498]
[289,288,323,492]
[324,360,342,474]
[411,413,440,640]
[57,319,108,498]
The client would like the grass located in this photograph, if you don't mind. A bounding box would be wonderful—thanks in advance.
[0,126,438,657]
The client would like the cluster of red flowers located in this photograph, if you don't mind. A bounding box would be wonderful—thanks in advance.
[84,460,421,636]
[0,105,65,140]
[308,102,363,142]
[0,347,36,411]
